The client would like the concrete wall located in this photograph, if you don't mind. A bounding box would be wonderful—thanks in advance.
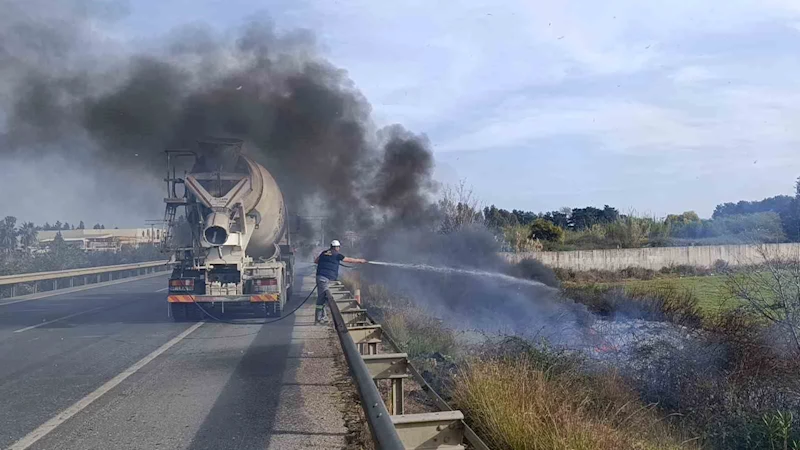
[501,243,800,271]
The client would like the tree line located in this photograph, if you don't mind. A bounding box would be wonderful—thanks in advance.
[442,176,800,251]
[39,221,107,231]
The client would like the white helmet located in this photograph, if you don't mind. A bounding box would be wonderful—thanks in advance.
[330,239,341,247]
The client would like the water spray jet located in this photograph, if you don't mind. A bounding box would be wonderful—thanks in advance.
[365,260,550,289]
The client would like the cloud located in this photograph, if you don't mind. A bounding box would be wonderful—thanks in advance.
[671,66,717,85]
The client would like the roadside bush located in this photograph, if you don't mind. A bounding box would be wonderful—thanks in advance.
[555,266,658,283]
[625,285,704,327]
[348,279,457,359]
[453,352,691,450]
[562,284,702,327]
[712,259,730,273]
[628,309,800,449]
[383,308,457,358]
[658,264,714,277]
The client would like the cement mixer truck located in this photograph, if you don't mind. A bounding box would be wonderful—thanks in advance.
[161,137,295,321]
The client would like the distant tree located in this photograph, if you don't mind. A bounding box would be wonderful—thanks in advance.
[438,181,482,234]
[54,221,62,230]
[93,223,101,229]
[542,209,570,229]
[42,222,52,231]
[601,205,620,223]
[18,222,38,249]
[780,177,800,242]
[63,222,71,230]
[713,196,794,219]
[51,231,65,249]
[77,221,85,230]
[512,209,538,226]
[529,218,564,242]
[483,205,519,231]
[571,206,608,230]
[0,216,18,253]
[666,211,701,226]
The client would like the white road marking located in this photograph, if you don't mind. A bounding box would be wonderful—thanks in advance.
[13,306,110,333]
[0,272,168,307]
[7,322,204,450]
[156,287,169,292]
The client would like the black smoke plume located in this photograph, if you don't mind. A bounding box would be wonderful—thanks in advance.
[1,1,436,235]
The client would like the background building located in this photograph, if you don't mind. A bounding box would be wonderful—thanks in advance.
[37,228,163,251]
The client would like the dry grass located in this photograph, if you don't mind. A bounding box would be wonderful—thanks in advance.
[453,357,695,450]
[343,276,458,358]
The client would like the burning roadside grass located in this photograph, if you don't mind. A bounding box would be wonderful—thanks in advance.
[344,263,800,450]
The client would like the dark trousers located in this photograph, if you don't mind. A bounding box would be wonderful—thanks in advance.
[315,275,332,321]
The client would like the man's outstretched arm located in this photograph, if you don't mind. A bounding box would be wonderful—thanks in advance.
[343,257,367,264]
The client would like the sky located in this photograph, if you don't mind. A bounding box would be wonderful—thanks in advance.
[6,0,800,224]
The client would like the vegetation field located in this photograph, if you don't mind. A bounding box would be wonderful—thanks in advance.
[619,276,739,316]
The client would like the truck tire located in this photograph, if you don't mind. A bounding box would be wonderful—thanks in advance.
[186,303,204,321]
[254,302,281,318]
[253,302,270,318]
[170,303,187,322]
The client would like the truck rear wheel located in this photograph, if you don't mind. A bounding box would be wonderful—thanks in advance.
[170,303,187,322]
[253,302,279,318]
[186,303,204,321]
[254,302,268,318]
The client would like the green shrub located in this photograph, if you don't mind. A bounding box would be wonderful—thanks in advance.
[529,218,564,242]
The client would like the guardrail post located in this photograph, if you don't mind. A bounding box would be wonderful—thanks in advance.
[391,411,466,449]
[97,274,101,283]
[53,279,57,291]
[32,282,37,294]
[391,378,404,416]
[341,308,371,327]
[363,353,410,416]
[348,324,383,356]
[69,277,74,288]
[10,284,15,297]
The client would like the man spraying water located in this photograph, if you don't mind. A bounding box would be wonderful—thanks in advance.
[313,240,367,324]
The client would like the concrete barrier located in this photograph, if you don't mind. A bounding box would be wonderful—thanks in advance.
[500,243,800,271]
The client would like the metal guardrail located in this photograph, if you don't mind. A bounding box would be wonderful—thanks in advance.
[330,297,405,449]
[328,281,490,450]
[0,261,168,298]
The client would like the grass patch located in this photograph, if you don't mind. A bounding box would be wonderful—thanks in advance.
[623,276,739,316]
[341,276,457,359]
[453,355,693,450]
[564,276,742,318]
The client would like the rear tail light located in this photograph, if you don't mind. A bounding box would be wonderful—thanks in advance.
[169,279,194,290]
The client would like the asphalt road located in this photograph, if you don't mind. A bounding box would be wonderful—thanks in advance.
[0,264,348,450]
